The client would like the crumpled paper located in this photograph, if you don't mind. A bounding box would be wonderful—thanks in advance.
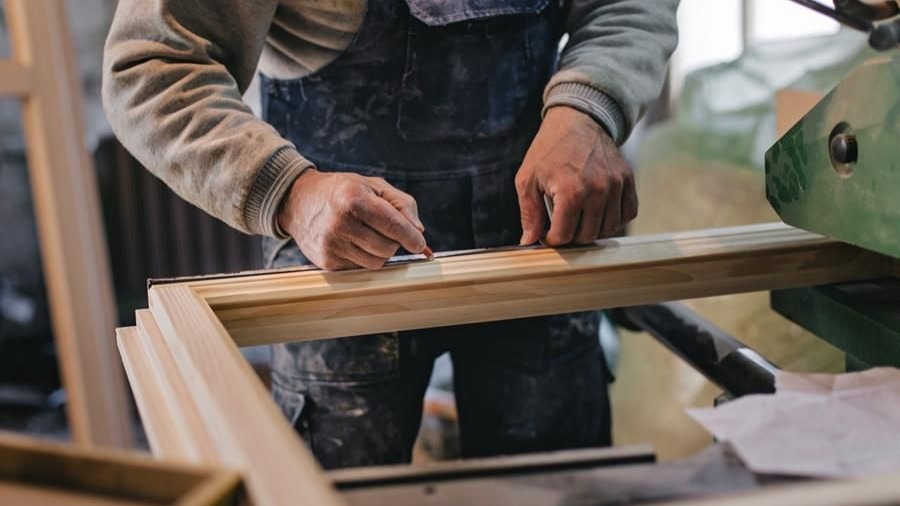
[688,367,900,478]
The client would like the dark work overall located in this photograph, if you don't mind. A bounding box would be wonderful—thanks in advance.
[260,0,611,469]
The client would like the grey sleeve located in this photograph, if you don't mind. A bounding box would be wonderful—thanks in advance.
[544,0,680,144]
[102,0,312,237]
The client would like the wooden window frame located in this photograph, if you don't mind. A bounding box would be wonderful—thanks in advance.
[0,432,240,506]
[117,222,900,506]
[1,0,130,447]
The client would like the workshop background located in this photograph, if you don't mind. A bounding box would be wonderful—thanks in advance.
[0,0,869,458]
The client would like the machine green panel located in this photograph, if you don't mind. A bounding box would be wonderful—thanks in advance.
[772,280,900,367]
[766,58,900,258]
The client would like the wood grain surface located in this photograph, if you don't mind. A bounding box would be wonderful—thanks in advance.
[149,285,343,506]
[184,223,892,347]
[3,0,130,447]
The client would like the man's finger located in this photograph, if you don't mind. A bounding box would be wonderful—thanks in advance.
[544,193,581,246]
[316,254,357,272]
[339,242,389,271]
[599,180,623,237]
[354,194,427,253]
[516,182,546,245]
[346,220,401,259]
[574,196,605,244]
[368,178,424,232]
[621,176,639,224]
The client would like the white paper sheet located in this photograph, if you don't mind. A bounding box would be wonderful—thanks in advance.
[688,367,900,477]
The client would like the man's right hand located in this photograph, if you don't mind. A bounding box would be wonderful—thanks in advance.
[277,169,427,271]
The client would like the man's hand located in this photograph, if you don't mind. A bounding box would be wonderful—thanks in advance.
[278,170,427,270]
[515,106,638,246]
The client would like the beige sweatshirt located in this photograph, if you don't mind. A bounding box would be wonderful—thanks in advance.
[102,0,679,237]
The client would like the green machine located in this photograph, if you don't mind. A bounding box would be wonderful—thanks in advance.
[766,1,900,368]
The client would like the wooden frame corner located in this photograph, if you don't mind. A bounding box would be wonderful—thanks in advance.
[0,432,241,505]
[120,223,900,506]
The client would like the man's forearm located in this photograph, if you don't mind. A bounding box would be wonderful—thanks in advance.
[102,0,310,237]
[544,0,680,145]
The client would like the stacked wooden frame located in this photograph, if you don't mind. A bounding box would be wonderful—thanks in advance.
[1,0,130,447]
[0,432,240,505]
[117,222,900,506]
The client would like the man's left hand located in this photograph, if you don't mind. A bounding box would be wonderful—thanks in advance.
[515,106,638,246]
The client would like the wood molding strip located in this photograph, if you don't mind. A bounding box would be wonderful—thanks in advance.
[117,327,181,460]
[5,0,130,447]
[117,314,219,465]
[185,223,890,347]
[0,59,32,97]
[135,310,221,464]
[0,432,240,505]
[148,285,343,506]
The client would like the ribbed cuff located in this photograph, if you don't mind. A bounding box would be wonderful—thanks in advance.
[243,146,314,238]
[543,82,627,145]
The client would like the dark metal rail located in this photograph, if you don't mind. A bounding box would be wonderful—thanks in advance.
[614,303,778,397]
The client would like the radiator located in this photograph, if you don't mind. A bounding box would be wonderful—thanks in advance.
[94,138,263,323]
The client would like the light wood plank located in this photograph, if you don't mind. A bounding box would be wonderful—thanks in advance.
[117,318,218,465]
[0,59,32,97]
[186,223,891,347]
[0,482,149,506]
[148,286,343,506]
[0,432,239,505]
[5,0,130,447]
[117,328,176,459]
[176,471,242,506]
[135,311,220,463]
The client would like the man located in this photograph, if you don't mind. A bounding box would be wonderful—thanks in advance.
[104,0,678,469]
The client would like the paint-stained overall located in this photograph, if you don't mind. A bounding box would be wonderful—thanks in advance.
[261,0,611,469]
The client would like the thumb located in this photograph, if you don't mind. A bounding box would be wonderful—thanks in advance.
[517,181,546,245]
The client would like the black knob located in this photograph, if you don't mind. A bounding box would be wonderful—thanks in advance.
[830,132,859,165]
[870,20,900,51]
